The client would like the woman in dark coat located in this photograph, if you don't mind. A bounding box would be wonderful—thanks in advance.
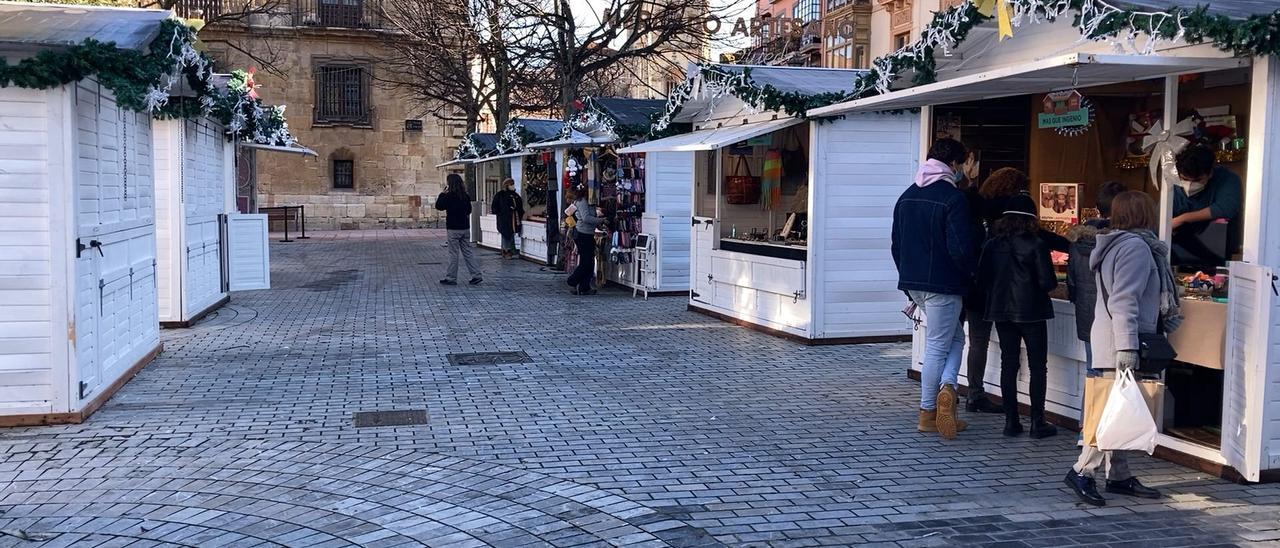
[978,193,1058,439]
[492,178,524,260]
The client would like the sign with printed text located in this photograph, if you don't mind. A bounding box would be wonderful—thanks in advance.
[1038,109,1090,129]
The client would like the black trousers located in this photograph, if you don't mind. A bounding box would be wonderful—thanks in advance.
[966,316,993,396]
[995,321,1049,421]
[566,231,596,293]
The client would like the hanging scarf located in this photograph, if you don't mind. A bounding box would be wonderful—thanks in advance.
[1132,229,1184,333]
[762,150,783,210]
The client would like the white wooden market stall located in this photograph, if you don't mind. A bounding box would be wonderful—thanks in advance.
[0,3,298,424]
[622,65,916,341]
[152,110,313,327]
[810,0,1280,481]
[535,97,689,295]
[491,118,563,263]
[0,5,167,424]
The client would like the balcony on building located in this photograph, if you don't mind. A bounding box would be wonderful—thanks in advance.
[172,0,383,30]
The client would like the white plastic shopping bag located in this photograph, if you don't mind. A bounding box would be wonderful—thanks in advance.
[1095,369,1159,454]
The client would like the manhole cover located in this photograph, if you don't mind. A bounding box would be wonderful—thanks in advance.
[353,409,429,428]
[447,351,530,366]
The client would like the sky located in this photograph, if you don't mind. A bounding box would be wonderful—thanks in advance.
[566,0,756,58]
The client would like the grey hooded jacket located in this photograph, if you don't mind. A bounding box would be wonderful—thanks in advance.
[1089,230,1161,369]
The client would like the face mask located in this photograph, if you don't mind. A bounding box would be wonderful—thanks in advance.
[1177,177,1207,196]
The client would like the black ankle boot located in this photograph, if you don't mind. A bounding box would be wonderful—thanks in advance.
[966,393,1003,414]
[1030,420,1058,439]
[1003,414,1023,437]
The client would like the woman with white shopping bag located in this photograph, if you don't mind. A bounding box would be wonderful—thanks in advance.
[1065,191,1178,507]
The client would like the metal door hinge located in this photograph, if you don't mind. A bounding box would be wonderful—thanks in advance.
[79,381,89,399]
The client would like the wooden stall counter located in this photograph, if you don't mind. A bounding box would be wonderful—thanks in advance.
[1167,298,1227,370]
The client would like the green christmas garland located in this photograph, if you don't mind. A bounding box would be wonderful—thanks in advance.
[651,1,1280,135]
[850,1,1280,103]
[0,19,294,146]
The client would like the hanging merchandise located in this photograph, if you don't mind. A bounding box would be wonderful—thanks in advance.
[780,127,808,196]
[762,149,782,210]
[726,155,762,205]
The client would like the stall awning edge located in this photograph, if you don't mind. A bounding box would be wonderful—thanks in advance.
[240,142,318,157]
[808,52,1250,118]
[617,118,803,154]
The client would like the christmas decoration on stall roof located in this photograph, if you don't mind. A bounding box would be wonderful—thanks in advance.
[0,18,295,146]
[650,64,858,134]
[845,0,1280,106]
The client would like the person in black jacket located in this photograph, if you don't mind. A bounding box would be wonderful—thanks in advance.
[491,178,524,260]
[979,194,1058,439]
[1065,181,1125,368]
[435,173,482,285]
[964,167,1031,414]
[891,138,974,439]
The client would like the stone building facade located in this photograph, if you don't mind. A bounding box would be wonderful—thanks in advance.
[193,4,460,229]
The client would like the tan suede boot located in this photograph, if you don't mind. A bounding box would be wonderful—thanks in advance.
[936,385,959,439]
[918,409,937,433]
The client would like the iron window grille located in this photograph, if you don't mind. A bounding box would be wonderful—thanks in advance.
[315,64,372,126]
[333,159,354,189]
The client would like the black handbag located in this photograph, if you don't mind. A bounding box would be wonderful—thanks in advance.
[1099,277,1177,373]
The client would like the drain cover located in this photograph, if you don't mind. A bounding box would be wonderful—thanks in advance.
[447,351,530,366]
[353,409,429,428]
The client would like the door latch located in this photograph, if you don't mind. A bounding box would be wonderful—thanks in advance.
[90,240,103,256]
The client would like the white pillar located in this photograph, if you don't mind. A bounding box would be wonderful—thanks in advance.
[1244,56,1279,267]
[1159,75,1178,244]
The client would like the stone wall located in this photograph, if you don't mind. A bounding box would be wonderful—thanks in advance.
[202,27,461,229]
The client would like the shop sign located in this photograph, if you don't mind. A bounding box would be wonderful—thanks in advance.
[747,134,773,146]
[1038,109,1090,129]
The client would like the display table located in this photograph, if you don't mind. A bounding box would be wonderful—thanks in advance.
[1168,298,1227,370]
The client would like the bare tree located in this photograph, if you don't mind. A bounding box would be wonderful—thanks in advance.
[507,0,744,119]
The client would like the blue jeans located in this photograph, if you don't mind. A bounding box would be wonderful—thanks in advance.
[910,290,965,410]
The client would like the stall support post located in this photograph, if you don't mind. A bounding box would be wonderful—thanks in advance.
[1245,56,1279,266]
[714,149,723,249]
[1159,76,1178,243]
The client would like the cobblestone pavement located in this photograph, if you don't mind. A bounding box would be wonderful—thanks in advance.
[4,229,1280,547]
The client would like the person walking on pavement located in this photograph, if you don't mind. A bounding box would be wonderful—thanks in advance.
[891,138,975,440]
[565,187,603,295]
[1065,191,1174,506]
[1066,181,1127,369]
[977,193,1059,439]
[435,173,482,286]
[492,178,524,260]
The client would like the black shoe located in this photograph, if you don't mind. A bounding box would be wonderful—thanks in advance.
[967,395,1004,414]
[1002,417,1024,437]
[1029,421,1059,439]
[1105,477,1162,499]
[469,277,483,285]
[439,279,457,285]
[1064,470,1106,506]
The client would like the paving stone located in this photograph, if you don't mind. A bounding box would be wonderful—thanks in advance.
[0,229,1278,546]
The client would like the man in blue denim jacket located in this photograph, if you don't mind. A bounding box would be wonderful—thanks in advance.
[892,138,976,439]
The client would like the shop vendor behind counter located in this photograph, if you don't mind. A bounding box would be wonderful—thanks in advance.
[1171,144,1242,270]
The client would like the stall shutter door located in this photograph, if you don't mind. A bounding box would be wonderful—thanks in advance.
[227,214,271,291]
[691,217,714,303]
[1223,261,1272,482]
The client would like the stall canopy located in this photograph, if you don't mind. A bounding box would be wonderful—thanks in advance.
[240,142,318,156]
[617,117,802,154]
[528,129,614,149]
[810,52,1250,117]
[0,2,168,51]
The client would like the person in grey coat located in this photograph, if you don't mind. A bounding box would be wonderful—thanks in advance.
[565,187,603,295]
[1065,191,1171,506]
